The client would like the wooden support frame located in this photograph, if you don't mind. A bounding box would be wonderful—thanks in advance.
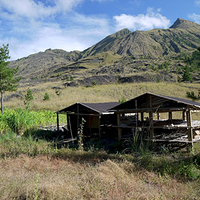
[117,113,122,141]
[182,111,186,121]
[149,95,154,139]
[77,103,80,135]
[169,111,172,124]
[98,115,101,139]
[141,112,144,122]
[186,107,193,147]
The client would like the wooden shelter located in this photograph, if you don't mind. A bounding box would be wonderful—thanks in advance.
[110,92,200,147]
[57,102,119,139]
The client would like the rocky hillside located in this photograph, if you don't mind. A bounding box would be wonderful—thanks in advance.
[81,18,200,59]
[9,18,200,85]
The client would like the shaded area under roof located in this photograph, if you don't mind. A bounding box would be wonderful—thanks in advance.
[58,102,120,115]
[110,92,200,112]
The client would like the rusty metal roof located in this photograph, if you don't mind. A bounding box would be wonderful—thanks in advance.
[110,92,200,111]
[57,102,120,114]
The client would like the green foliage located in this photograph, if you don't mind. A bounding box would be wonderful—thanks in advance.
[91,80,97,86]
[0,108,66,135]
[33,174,39,200]
[70,76,74,81]
[43,92,50,101]
[78,118,86,151]
[0,44,21,114]
[155,158,200,180]
[182,65,193,82]
[186,90,200,101]
[5,106,35,135]
[118,96,127,104]
[24,88,34,105]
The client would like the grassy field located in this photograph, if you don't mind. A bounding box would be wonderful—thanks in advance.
[0,132,200,199]
[1,81,200,199]
[5,81,200,111]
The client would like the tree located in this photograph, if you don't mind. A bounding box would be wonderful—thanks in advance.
[24,88,34,105]
[182,65,192,82]
[0,44,21,114]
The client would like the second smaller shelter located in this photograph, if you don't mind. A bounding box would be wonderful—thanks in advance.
[57,102,119,139]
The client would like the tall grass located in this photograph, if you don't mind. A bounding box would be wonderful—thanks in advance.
[0,106,66,135]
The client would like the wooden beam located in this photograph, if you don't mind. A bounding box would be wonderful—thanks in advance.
[117,113,122,141]
[113,107,194,114]
[182,111,186,121]
[157,113,160,120]
[186,107,193,147]
[98,115,101,139]
[169,111,172,124]
[149,95,154,139]
[141,112,144,122]
[77,103,80,135]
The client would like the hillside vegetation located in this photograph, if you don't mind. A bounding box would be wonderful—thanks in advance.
[8,18,200,87]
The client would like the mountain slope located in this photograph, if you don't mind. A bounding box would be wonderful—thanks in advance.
[10,49,80,79]
[8,18,200,84]
[81,18,200,59]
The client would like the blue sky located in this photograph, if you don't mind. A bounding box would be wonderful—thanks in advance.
[0,0,199,60]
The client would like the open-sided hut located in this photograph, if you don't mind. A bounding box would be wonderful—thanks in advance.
[110,92,200,147]
[57,102,119,139]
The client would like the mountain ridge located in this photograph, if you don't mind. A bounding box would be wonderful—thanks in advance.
[9,18,200,85]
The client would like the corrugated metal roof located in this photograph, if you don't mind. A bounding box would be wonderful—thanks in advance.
[57,102,120,114]
[110,92,200,111]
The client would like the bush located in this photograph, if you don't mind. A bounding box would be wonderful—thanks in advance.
[43,93,50,101]
[24,88,34,105]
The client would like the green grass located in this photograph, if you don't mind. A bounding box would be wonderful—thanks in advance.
[0,107,66,135]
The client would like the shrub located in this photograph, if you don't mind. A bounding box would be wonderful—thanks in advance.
[43,93,50,101]
[119,96,127,104]
[24,88,34,105]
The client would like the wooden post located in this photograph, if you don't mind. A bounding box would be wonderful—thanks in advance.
[157,113,160,120]
[182,111,186,121]
[57,112,59,132]
[149,95,154,139]
[149,111,154,139]
[77,103,80,135]
[186,107,193,147]
[98,115,101,139]
[117,113,122,141]
[141,112,144,122]
[169,111,172,124]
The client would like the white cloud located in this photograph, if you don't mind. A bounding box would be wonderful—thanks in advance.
[113,7,170,31]
[3,12,111,60]
[189,13,200,23]
[0,0,83,20]
[195,0,200,6]
[0,0,113,60]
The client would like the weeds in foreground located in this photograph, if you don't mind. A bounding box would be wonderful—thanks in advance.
[1,131,200,181]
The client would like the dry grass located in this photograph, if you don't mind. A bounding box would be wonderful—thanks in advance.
[0,154,198,200]
[5,81,200,113]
